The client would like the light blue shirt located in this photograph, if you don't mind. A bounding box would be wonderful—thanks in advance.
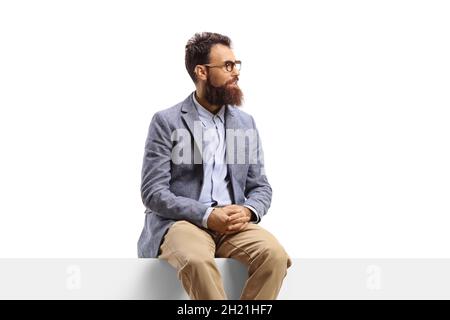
[192,93,259,228]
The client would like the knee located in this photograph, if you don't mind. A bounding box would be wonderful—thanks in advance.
[182,254,215,270]
[257,243,291,269]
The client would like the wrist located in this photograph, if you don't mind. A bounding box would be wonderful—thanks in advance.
[244,207,252,219]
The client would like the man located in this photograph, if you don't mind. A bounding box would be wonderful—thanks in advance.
[138,32,291,300]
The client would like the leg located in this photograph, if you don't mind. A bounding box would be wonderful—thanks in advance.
[158,220,227,300]
[215,223,292,300]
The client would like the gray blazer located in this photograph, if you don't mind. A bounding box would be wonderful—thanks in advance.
[137,92,272,258]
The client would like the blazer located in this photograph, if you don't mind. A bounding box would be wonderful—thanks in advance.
[137,92,272,258]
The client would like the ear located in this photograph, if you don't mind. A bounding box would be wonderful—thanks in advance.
[194,65,208,81]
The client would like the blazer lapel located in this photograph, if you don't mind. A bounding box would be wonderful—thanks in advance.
[181,93,203,164]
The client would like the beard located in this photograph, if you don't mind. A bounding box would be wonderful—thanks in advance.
[204,75,244,107]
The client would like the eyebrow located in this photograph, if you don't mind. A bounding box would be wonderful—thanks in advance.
[213,59,237,63]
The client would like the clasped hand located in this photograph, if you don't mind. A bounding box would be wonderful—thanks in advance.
[206,204,252,235]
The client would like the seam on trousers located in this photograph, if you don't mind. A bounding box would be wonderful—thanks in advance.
[224,240,254,264]
[176,254,190,280]
[166,248,189,279]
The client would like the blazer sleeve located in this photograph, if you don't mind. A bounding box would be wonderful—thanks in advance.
[140,112,209,226]
[243,116,273,221]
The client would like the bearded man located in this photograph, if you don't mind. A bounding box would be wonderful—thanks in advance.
[138,32,291,300]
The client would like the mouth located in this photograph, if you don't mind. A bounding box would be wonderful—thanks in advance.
[228,78,239,87]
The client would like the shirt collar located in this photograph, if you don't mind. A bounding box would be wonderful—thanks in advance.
[192,92,225,123]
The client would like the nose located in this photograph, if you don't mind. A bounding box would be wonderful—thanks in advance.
[231,66,240,77]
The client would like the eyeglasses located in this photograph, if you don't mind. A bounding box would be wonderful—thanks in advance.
[203,60,242,72]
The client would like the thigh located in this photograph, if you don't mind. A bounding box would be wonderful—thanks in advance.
[158,220,216,268]
[215,223,291,266]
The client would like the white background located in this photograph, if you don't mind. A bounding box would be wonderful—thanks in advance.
[0,0,449,258]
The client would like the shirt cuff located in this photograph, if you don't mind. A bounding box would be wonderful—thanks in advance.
[243,205,260,223]
[202,207,215,228]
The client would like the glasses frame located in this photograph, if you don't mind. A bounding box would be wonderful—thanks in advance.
[203,60,242,72]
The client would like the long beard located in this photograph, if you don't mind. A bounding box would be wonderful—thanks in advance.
[204,76,244,107]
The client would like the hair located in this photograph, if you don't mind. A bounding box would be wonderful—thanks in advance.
[185,32,232,83]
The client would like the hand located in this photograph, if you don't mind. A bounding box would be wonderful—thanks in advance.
[223,205,252,234]
[206,205,251,235]
[206,207,232,234]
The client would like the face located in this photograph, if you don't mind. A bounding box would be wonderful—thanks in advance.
[197,44,243,106]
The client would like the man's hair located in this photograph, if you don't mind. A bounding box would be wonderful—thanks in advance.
[185,32,232,83]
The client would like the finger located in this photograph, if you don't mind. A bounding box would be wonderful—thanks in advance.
[224,222,248,234]
[226,221,245,232]
[228,218,249,230]
[229,216,250,226]
[228,212,245,221]
[214,210,231,222]
[237,222,249,232]
[230,211,251,223]
[224,209,242,216]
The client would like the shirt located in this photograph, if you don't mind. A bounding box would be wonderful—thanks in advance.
[192,93,259,227]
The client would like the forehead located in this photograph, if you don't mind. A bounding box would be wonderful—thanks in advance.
[209,44,236,63]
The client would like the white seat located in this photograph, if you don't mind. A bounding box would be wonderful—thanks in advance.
[0,258,247,299]
[2,258,449,299]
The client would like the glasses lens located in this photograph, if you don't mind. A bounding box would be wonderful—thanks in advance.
[225,61,241,72]
[225,61,234,72]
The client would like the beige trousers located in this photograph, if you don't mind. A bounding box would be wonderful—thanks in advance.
[158,220,292,300]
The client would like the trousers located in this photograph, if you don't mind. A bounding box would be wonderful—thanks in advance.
[158,220,292,300]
